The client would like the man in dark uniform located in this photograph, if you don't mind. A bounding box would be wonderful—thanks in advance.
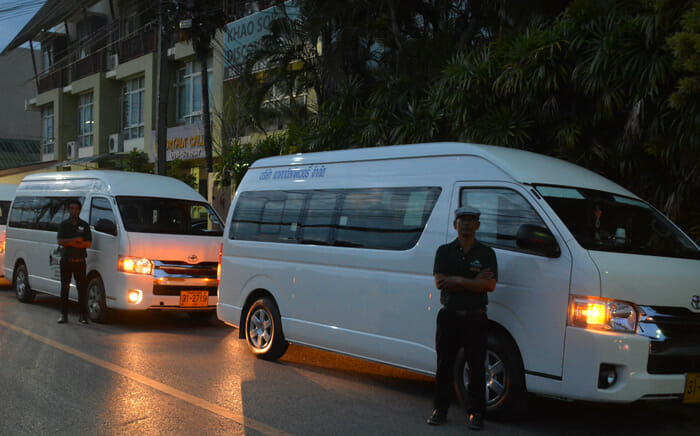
[57,199,92,324]
[427,206,497,430]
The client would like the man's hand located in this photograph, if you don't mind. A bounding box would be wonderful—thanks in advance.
[435,274,463,293]
[476,269,493,280]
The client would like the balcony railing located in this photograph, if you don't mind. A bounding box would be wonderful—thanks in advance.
[119,27,157,64]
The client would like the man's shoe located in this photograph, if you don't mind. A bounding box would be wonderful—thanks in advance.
[57,315,68,324]
[426,409,446,426]
[78,316,88,324]
[467,412,484,430]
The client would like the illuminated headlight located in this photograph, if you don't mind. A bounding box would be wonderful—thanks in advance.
[118,256,153,275]
[0,239,5,253]
[568,296,638,333]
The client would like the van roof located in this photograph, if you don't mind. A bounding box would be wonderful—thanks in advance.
[250,142,636,197]
[19,170,205,201]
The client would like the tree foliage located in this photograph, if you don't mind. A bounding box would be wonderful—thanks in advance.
[220,0,699,240]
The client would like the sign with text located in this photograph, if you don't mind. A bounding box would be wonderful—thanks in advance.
[224,0,299,80]
[163,124,205,162]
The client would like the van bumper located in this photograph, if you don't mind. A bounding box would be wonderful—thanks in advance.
[562,327,686,402]
[113,273,218,311]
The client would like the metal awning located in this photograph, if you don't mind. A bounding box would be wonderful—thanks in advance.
[0,138,41,170]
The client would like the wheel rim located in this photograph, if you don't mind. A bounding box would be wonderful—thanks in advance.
[248,307,273,350]
[87,282,102,318]
[16,268,27,298]
[462,350,507,407]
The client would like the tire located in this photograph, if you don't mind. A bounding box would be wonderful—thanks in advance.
[244,297,288,361]
[87,276,108,323]
[454,331,527,420]
[14,263,35,303]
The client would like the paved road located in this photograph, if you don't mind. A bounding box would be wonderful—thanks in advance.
[1,282,698,435]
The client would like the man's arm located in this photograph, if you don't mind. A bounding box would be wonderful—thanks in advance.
[434,271,496,294]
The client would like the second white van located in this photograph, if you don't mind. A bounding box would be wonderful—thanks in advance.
[5,171,224,322]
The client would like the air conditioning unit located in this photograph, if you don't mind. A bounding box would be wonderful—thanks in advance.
[108,133,124,153]
[107,53,119,71]
[66,141,79,159]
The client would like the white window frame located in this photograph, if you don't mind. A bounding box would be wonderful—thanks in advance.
[78,93,94,148]
[176,59,213,125]
[122,76,145,139]
[42,105,54,154]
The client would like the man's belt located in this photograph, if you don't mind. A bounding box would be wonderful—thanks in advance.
[447,307,486,316]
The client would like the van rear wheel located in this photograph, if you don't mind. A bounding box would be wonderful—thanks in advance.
[14,263,35,303]
[245,297,288,361]
[87,276,108,323]
[455,331,527,420]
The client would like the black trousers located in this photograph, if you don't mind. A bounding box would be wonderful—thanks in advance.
[433,307,488,414]
[60,259,87,317]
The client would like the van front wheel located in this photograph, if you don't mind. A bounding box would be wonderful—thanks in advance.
[245,297,288,361]
[14,263,35,303]
[87,276,108,323]
[454,331,527,420]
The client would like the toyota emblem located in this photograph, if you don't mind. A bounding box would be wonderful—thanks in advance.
[187,254,198,264]
[692,295,700,311]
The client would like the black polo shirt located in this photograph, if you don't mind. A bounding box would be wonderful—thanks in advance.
[57,218,92,260]
[433,238,498,310]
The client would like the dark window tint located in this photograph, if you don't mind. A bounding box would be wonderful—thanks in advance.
[116,196,223,236]
[0,201,11,225]
[230,187,441,250]
[8,196,80,231]
[90,197,116,230]
[536,186,699,259]
[460,188,547,251]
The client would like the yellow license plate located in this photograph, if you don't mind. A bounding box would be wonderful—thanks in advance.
[683,373,700,404]
[180,290,209,307]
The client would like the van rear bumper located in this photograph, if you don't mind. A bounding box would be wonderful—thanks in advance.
[561,327,686,402]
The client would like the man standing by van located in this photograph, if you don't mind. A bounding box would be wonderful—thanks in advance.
[427,206,497,430]
[57,199,92,324]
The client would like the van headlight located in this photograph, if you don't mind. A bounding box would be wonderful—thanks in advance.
[568,296,638,333]
[118,256,153,275]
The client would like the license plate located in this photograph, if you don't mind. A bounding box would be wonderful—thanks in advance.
[683,373,700,404]
[180,290,209,307]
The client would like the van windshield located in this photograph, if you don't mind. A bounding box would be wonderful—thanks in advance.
[0,201,10,225]
[116,196,223,236]
[536,186,699,259]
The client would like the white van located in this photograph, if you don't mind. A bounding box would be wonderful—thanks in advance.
[0,183,18,280]
[217,142,700,416]
[4,171,224,322]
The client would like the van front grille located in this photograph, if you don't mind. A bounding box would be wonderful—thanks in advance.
[639,306,700,374]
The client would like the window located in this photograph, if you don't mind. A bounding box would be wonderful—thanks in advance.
[0,201,10,225]
[229,187,441,250]
[42,105,54,154]
[78,93,94,148]
[90,197,116,230]
[176,59,213,125]
[536,186,699,259]
[116,196,223,236]
[42,43,54,72]
[122,77,145,139]
[8,197,82,231]
[460,188,547,252]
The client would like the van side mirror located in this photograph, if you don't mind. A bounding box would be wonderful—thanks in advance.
[94,219,117,236]
[516,224,560,257]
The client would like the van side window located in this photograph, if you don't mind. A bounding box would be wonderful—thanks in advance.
[0,201,10,225]
[90,197,116,230]
[460,188,547,251]
[9,196,81,230]
[230,187,441,250]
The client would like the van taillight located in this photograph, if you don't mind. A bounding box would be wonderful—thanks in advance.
[217,243,222,283]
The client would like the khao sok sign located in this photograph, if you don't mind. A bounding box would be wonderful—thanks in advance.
[224,0,299,80]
